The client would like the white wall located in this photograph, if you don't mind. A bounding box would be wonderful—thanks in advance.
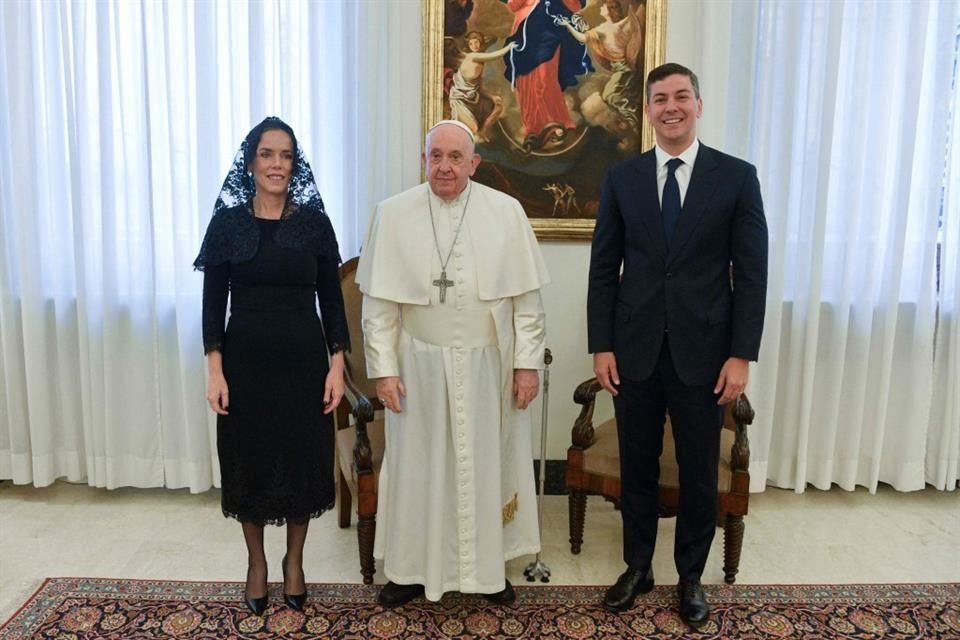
[530,242,606,459]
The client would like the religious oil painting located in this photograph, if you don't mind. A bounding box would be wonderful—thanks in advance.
[423,0,666,239]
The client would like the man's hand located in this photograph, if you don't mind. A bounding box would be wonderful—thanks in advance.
[375,376,406,413]
[513,369,539,410]
[593,351,620,396]
[714,357,749,405]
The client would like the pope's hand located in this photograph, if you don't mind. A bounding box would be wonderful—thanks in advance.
[375,376,406,413]
[513,369,539,410]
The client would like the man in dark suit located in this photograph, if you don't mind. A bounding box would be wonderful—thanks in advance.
[587,63,768,627]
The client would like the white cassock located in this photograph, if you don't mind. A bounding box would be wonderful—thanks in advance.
[356,180,550,601]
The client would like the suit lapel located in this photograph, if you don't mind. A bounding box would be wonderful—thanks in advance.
[630,151,668,259]
[668,143,720,262]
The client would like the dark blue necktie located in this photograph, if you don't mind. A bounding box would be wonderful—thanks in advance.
[662,157,684,247]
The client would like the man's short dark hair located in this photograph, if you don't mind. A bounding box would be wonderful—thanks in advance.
[645,63,700,103]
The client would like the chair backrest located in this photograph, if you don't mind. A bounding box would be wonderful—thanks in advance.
[338,257,377,400]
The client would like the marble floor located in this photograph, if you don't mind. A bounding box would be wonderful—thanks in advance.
[1,481,957,623]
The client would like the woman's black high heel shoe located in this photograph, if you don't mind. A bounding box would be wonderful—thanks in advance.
[244,565,269,616]
[282,554,307,611]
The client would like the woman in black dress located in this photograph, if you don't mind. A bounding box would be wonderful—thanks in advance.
[194,118,349,615]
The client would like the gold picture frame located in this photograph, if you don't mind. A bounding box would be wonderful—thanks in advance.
[423,0,666,240]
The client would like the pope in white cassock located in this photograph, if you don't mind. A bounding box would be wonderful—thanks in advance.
[355,120,550,607]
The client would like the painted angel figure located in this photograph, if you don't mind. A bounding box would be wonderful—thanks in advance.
[449,32,518,143]
[562,0,645,126]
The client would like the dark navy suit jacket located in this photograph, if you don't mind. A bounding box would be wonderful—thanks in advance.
[587,143,768,386]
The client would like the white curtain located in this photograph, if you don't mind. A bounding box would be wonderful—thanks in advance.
[927,25,960,491]
[689,0,960,492]
[0,0,423,490]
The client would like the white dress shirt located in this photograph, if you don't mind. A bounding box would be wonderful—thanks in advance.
[655,138,700,207]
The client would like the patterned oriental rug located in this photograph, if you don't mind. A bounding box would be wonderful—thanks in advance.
[1,579,959,639]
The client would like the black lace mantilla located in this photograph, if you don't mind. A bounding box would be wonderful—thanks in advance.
[193,202,341,270]
[193,117,341,270]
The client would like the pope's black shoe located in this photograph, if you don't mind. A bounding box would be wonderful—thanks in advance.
[377,581,424,608]
[678,578,710,628]
[481,579,516,605]
[602,567,655,612]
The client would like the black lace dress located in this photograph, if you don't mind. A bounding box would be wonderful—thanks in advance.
[200,205,349,525]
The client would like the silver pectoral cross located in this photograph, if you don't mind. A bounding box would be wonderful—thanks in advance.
[433,270,454,303]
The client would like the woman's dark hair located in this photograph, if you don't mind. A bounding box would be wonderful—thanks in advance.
[243,116,299,172]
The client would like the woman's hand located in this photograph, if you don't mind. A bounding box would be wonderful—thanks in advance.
[207,371,230,415]
[323,351,346,414]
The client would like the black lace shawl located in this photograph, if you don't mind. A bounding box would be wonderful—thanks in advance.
[193,201,341,270]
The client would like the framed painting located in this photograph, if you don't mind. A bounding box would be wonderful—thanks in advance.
[423,0,666,240]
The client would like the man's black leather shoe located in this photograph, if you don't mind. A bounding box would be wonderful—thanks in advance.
[602,567,655,612]
[481,579,516,605]
[678,578,710,627]
[377,581,424,608]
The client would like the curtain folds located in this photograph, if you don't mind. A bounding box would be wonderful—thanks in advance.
[927,12,960,490]
[0,0,422,490]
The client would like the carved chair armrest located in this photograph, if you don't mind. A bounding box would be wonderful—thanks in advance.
[572,377,605,449]
[342,369,376,475]
[729,394,755,473]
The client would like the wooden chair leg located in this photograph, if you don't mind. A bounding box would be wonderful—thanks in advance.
[355,468,378,585]
[337,469,352,529]
[357,513,376,585]
[568,490,586,554]
[723,513,744,584]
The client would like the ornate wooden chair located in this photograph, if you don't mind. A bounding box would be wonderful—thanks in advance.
[565,379,755,583]
[334,256,384,584]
